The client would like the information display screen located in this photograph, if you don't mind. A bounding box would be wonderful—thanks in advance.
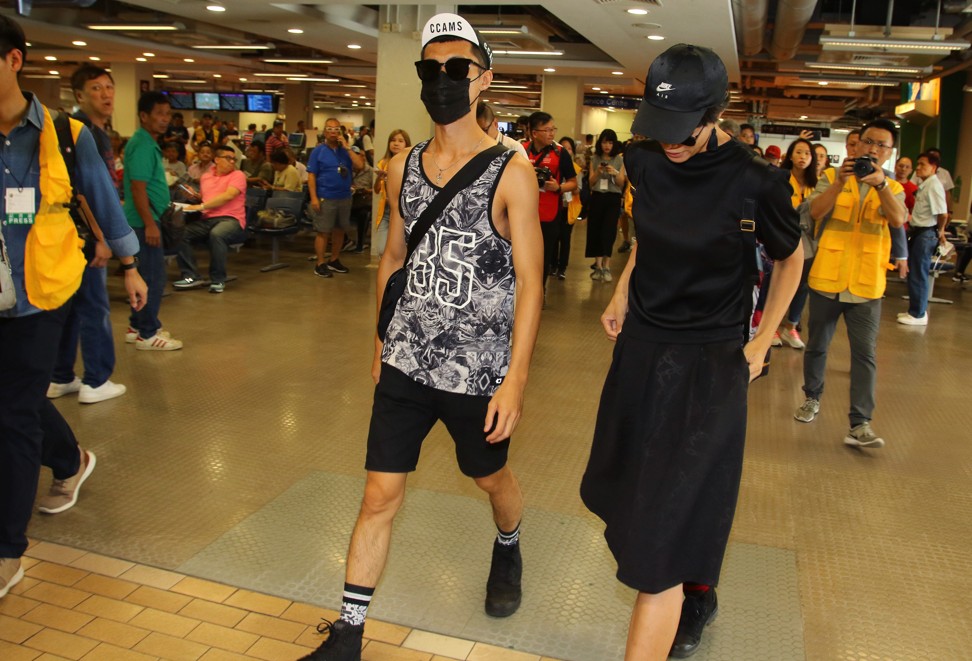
[219,93,245,112]
[194,92,220,111]
[246,93,274,113]
[164,91,194,110]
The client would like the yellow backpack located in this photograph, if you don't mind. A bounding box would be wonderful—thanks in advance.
[23,107,86,310]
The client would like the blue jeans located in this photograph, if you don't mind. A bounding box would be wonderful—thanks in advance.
[176,217,247,284]
[785,259,814,325]
[51,261,115,388]
[129,226,166,339]
[906,228,938,318]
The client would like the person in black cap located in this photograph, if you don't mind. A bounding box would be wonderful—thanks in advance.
[580,44,803,659]
[298,11,543,661]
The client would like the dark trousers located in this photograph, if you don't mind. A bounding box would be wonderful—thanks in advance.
[540,220,560,283]
[0,306,81,559]
[802,291,881,427]
[551,207,572,272]
[51,260,115,388]
[129,226,166,339]
[176,217,247,284]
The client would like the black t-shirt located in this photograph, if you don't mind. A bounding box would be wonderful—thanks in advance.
[624,138,800,344]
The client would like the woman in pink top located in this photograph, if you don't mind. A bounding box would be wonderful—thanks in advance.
[174,145,248,293]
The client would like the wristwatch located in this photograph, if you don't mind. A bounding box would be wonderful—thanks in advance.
[120,257,139,271]
[874,180,887,191]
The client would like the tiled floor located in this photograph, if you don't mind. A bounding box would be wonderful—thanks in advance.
[2,542,562,661]
[5,230,972,659]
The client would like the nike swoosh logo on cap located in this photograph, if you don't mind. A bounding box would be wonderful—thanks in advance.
[656,82,675,92]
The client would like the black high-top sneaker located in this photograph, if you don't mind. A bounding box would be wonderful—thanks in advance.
[299,619,364,661]
[670,588,718,658]
[485,539,522,617]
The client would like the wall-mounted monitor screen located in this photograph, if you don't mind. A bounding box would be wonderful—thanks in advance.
[164,91,194,110]
[219,93,245,112]
[194,92,220,111]
[246,93,275,113]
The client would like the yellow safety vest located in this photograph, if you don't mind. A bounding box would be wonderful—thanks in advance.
[23,107,86,310]
[808,177,903,299]
[788,173,812,209]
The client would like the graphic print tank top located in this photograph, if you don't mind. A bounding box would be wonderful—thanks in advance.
[382,141,515,396]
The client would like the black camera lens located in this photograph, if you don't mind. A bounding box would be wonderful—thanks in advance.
[852,157,876,179]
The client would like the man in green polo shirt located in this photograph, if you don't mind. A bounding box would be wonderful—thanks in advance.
[123,92,183,350]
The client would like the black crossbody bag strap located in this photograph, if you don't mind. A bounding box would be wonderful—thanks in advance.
[402,143,507,265]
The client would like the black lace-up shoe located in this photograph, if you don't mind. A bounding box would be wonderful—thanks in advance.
[485,540,522,617]
[670,588,718,658]
[299,619,363,661]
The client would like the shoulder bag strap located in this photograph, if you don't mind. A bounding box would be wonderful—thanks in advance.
[403,143,507,263]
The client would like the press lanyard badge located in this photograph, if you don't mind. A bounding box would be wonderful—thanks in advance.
[598,177,609,191]
[5,187,36,225]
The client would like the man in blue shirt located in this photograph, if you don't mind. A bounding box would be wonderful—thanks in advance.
[307,117,364,277]
[47,64,128,405]
[0,14,147,600]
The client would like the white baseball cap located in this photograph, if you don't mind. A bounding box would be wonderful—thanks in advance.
[421,13,492,69]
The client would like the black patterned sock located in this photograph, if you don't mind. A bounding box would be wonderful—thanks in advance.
[496,523,520,547]
[339,583,375,626]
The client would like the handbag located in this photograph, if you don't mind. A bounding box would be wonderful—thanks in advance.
[377,143,507,341]
[159,203,186,250]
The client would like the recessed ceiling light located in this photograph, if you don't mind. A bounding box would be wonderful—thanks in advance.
[206,4,226,11]
[627,8,649,15]
[25,42,31,47]
[213,74,222,78]
[365,102,371,106]
[288,28,304,34]
[818,81,829,85]
[192,44,272,50]
[315,105,320,109]
[647,35,665,41]
[152,73,168,78]
[89,56,100,61]
[600,90,608,94]
[347,44,362,50]
[290,77,340,82]
[264,58,335,64]
[72,40,87,47]
[239,77,247,82]
[86,24,179,31]
[800,115,808,119]
[136,57,147,62]
[612,71,623,75]
[44,55,56,61]
[592,87,601,91]
[345,93,351,96]
[184,58,195,63]
[543,67,556,72]
[143,52,155,57]
[254,73,306,77]
[49,70,59,75]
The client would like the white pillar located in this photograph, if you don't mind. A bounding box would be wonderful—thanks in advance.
[281,82,314,132]
[110,62,154,137]
[540,75,583,143]
[954,70,972,223]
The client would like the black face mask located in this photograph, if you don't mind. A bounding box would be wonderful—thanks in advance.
[420,71,481,125]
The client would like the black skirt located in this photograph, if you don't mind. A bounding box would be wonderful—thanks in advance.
[580,333,750,593]
[585,191,622,258]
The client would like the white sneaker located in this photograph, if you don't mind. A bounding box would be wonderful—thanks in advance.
[897,313,928,326]
[590,269,603,282]
[78,380,127,404]
[844,422,885,449]
[771,331,783,347]
[601,268,613,283]
[125,326,138,344]
[778,327,805,349]
[47,377,82,399]
[136,332,184,351]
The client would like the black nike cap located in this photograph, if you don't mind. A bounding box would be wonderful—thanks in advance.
[631,44,729,144]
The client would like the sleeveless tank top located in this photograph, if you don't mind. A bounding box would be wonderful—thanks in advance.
[382,140,516,396]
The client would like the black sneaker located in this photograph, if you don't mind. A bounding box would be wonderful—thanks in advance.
[314,264,333,278]
[327,260,349,274]
[670,588,718,658]
[557,270,566,280]
[485,540,522,617]
[299,619,363,661]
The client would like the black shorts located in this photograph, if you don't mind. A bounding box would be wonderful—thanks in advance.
[366,363,510,478]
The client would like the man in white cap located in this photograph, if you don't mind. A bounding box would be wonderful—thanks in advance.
[580,44,802,659]
[300,12,542,661]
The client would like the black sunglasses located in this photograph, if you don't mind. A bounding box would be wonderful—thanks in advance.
[414,58,485,82]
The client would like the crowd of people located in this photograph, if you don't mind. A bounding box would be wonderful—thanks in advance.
[1,10,968,661]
